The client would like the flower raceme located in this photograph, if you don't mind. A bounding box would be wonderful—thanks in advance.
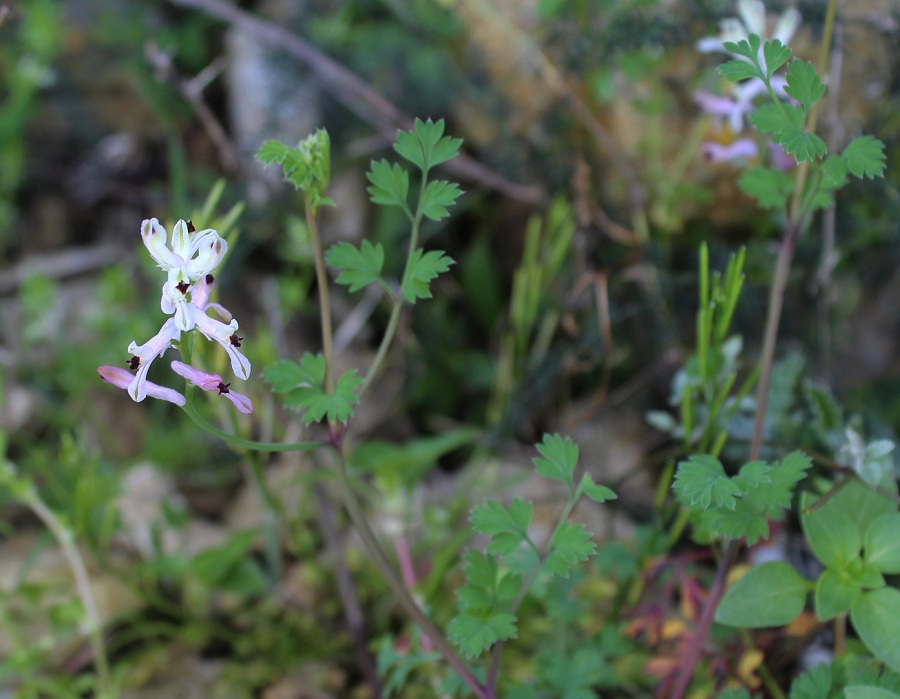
[98,218,252,413]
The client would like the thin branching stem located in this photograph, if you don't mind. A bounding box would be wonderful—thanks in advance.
[306,200,336,395]
[25,491,113,698]
[331,445,488,699]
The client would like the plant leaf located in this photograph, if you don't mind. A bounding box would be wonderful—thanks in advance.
[544,521,596,578]
[367,159,409,209]
[420,179,464,221]
[402,249,455,303]
[784,59,826,110]
[470,498,533,556]
[533,433,579,487]
[715,561,809,627]
[326,240,386,293]
[851,588,900,674]
[673,453,741,510]
[842,135,887,179]
[738,167,794,210]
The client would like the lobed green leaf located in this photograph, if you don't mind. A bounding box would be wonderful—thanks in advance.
[544,522,597,578]
[420,179,464,221]
[673,453,741,510]
[326,240,386,293]
[533,433,579,487]
[402,249,455,303]
[367,159,410,209]
[784,59,826,110]
[738,167,794,210]
[842,135,887,179]
[470,498,533,556]
[763,39,792,78]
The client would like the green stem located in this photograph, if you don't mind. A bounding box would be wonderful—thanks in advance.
[359,175,428,397]
[183,397,324,452]
[331,446,487,699]
[24,490,113,698]
[306,200,336,395]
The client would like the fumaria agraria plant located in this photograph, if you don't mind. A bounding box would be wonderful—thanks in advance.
[88,119,619,698]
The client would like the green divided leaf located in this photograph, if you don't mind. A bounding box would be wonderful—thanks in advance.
[575,473,616,503]
[718,60,762,82]
[367,159,409,210]
[789,662,834,699]
[774,129,827,163]
[449,550,520,658]
[715,561,809,627]
[326,240,386,293]
[470,498,533,556]
[767,451,813,510]
[264,354,323,393]
[544,521,597,578]
[394,118,463,172]
[842,135,887,179]
[763,39,793,78]
[738,167,794,210]
[784,59,826,110]
[533,433,579,487]
[749,103,794,135]
[402,249,455,303]
[723,34,761,63]
[420,179,464,221]
[447,613,517,659]
[673,454,741,510]
[264,354,361,425]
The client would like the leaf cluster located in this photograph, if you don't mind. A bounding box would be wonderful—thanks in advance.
[673,451,811,545]
[716,36,887,211]
[327,119,460,304]
[257,129,334,210]
[448,434,615,660]
[264,353,362,425]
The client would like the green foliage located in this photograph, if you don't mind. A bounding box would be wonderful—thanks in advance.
[715,561,810,627]
[785,59,826,110]
[403,249,455,303]
[852,589,900,675]
[533,433,580,486]
[367,159,410,211]
[264,354,362,425]
[739,167,794,210]
[448,434,615,660]
[470,498,533,556]
[394,117,463,173]
[257,129,333,210]
[325,240,388,293]
[544,522,597,578]
[843,136,888,179]
[447,550,520,658]
[674,451,812,545]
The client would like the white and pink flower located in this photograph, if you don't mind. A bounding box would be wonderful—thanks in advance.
[99,218,251,412]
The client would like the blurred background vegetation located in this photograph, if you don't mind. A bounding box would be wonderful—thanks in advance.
[1,0,900,695]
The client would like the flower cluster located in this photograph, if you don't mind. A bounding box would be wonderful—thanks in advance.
[695,0,801,168]
[98,218,252,413]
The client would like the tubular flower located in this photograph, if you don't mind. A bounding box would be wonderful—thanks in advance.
[99,217,251,408]
[141,218,227,290]
[126,318,182,402]
[98,365,185,407]
[171,361,253,414]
